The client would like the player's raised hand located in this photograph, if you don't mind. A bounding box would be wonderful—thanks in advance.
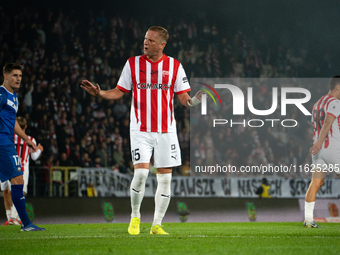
[37,143,44,152]
[81,80,101,97]
[188,90,205,106]
[194,90,205,101]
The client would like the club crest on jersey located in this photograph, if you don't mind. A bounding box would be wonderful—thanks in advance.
[137,83,169,91]
[162,71,169,77]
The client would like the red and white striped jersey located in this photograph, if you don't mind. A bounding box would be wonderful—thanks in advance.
[14,134,42,172]
[312,95,340,149]
[117,54,190,133]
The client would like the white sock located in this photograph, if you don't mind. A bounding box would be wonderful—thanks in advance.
[305,201,315,222]
[130,168,149,219]
[6,210,11,221]
[11,205,18,220]
[152,173,172,227]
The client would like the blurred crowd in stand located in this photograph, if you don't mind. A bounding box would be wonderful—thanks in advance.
[0,4,338,186]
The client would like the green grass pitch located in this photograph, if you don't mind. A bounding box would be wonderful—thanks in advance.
[0,222,339,255]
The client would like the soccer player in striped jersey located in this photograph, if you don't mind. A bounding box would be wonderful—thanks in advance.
[81,26,202,235]
[305,76,340,228]
[0,63,45,231]
[1,116,43,225]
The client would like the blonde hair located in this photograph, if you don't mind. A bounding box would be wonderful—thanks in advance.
[16,116,27,130]
[148,26,169,43]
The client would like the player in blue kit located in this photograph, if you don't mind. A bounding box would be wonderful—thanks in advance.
[0,63,45,231]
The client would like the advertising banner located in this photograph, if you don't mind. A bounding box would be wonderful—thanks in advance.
[77,168,340,198]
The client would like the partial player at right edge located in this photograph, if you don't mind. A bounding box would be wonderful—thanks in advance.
[304,76,340,228]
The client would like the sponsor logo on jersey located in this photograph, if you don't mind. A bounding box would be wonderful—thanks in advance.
[7,99,18,111]
[136,83,169,91]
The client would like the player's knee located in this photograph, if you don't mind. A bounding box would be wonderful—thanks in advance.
[135,179,146,188]
[10,175,24,185]
[319,180,324,188]
[131,170,148,188]
[156,173,172,186]
[316,179,324,188]
[311,179,324,189]
[159,179,170,185]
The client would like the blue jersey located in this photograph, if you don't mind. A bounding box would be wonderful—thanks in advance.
[0,85,18,145]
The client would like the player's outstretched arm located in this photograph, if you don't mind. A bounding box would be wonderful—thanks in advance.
[14,121,37,152]
[310,113,335,155]
[81,80,125,100]
[177,90,204,107]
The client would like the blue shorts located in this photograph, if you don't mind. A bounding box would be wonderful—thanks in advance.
[0,145,23,182]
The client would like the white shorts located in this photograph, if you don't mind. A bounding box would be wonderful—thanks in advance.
[312,147,340,175]
[130,130,181,168]
[0,180,9,191]
[0,168,29,193]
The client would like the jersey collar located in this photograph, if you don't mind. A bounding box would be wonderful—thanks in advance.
[0,85,14,95]
[142,53,166,64]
